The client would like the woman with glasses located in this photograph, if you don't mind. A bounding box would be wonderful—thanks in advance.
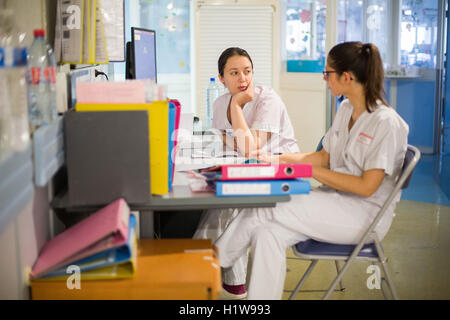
[214,42,409,299]
[193,47,299,299]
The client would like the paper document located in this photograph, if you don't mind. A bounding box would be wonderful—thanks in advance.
[54,0,62,62]
[82,0,93,63]
[56,0,112,64]
[100,0,125,61]
[94,0,109,63]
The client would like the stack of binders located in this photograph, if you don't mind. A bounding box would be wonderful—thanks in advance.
[74,102,181,195]
[30,198,138,281]
[210,163,313,196]
[73,81,182,196]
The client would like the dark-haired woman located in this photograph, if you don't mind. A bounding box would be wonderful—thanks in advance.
[212,47,299,156]
[214,42,409,299]
[193,47,299,299]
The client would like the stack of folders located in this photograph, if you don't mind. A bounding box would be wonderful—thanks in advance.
[30,198,138,281]
[208,163,313,197]
[75,80,182,195]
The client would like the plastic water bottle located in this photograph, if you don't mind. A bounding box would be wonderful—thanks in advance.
[206,77,220,129]
[0,9,30,160]
[27,29,57,130]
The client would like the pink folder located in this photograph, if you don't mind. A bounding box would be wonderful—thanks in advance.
[220,163,313,180]
[170,99,182,177]
[31,198,130,279]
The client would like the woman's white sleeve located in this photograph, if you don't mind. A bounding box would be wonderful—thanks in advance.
[363,117,406,176]
[251,92,284,134]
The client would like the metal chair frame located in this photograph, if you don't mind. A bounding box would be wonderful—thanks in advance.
[288,145,421,300]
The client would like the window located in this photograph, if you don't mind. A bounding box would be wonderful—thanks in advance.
[400,0,438,68]
[112,0,193,112]
[338,0,390,64]
[138,0,190,73]
[284,0,326,72]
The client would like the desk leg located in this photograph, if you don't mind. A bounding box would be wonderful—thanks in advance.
[139,210,154,238]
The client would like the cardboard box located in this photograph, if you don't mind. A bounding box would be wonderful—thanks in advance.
[30,239,221,300]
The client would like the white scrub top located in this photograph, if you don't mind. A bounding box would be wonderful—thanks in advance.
[212,85,300,154]
[322,99,409,209]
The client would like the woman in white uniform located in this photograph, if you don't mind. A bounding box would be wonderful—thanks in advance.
[214,42,409,300]
[194,47,299,299]
[211,47,299,156]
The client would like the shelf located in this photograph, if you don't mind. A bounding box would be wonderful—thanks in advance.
[385,75,422,80]
[0,146,34,233]
[33,116,65,187]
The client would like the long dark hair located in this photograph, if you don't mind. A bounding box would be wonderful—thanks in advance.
[218,47,254,77]
[327,42,388,112]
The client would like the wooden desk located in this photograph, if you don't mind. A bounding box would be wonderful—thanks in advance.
[30,239,221,300]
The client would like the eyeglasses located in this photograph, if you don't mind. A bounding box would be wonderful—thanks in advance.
[322,70,337,79]
[322,70,354,81]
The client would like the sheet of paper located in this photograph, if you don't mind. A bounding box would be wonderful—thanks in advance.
[54,0,62,62]
[94,0,109,63]
[100,0,125,61]
[82,0,92,63]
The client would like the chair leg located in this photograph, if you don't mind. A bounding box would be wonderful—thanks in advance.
[373,239,399,300]
[334,261,345,291]
[288,260,318,300]
[380,259,399,300]
[380,277,390,300]
[323,255,357,299]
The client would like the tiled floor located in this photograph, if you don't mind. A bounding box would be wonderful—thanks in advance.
[282,153,450,300]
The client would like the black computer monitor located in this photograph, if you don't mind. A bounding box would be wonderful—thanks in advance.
[126,27,157,82]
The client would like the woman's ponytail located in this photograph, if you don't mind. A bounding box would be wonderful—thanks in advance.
[328,42,388,113]
[363,43,387,112]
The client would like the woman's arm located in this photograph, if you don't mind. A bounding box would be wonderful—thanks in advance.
[256,149,385,197]
[222,130,270,154]
[314,167,386,197]
[228,81,271,157]
[253,148,329,168]
[278,149,330,168]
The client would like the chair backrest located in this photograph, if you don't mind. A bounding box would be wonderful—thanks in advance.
[360,144,420,243]
[400,145,420,189]
[316,136,324,152]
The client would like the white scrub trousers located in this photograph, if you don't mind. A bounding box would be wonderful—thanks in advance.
[215,186,396,300]
[193,208,249,286]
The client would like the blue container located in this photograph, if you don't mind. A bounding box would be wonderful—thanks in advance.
[287,59,325,73]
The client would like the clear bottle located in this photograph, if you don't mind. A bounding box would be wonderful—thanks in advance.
[206,77,220,130]
[0,10,30,159]
[46,38,57,121]
[27,29,57,130]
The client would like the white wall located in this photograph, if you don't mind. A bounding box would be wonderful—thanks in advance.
[0,188,51,300]
[159,73,192,112]
[279,72,327,153]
